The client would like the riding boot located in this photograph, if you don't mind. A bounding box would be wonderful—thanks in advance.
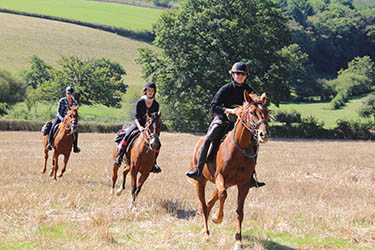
[185,139,211,180]
[150,150,161,174]
[73,132,80,153]
[250,170,265,188]
[113,139,128,167]
[46,133,53,151]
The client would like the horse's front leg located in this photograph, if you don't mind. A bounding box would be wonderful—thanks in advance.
[233,183,250,250]
[213,172,227,224]
[130,167,138,209]
[116,165,130,196]
[207,189,219,215]
[59,152,71,178]
[196,177,209,239]
[132,171,150,202]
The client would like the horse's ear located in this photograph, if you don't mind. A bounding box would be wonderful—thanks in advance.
[75,105,79,110]
[260,93,267,104]
[243,90,252,103]
[157,111,162,119]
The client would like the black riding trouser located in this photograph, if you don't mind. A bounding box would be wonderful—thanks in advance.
[196,117,232,169]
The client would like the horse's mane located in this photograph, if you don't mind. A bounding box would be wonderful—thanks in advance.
[234,93,268,118]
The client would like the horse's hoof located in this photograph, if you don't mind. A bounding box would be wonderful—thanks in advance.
[212,215,223,224]
[234,241,243,250]
[41,169,46,174]
[116,189,123,196]
[58,174,63,178]
[49,171,53,177]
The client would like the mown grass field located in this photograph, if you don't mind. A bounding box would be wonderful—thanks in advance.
[0,131,374,249]
[0,12,152,89]
[0,0,162,31]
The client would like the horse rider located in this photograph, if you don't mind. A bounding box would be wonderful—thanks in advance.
[46,86,80,153]
[185,61,265,188]
[113,82,161,173]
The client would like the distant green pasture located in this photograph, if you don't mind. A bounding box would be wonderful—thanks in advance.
[0,0,162,31]
[270,94,372,129]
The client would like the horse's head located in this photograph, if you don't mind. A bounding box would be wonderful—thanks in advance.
[143,111,161,151]
[64,106,79,134]
[236,91,270,144]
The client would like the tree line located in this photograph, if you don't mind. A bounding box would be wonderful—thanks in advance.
[0,56,127,115]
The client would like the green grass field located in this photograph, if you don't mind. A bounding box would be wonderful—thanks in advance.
[0,12,153,88]
[270,94,373,129]
[0,0,162,31]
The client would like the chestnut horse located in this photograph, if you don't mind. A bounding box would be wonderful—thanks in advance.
[111,112,161,205]
[190,91,270,250]
[42,106,79,181]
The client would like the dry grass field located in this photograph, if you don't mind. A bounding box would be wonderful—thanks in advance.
[0,131,374,250]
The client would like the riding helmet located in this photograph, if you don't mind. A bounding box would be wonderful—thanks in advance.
[229,62,248,75]
[145,82,156,92]
[66,86,74,94]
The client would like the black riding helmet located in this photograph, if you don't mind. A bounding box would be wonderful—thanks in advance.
[66,86,74,94]
[229,62,248,75]
[144,82,157,98]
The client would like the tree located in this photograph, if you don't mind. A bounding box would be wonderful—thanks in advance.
[22,55,53,89]
[137,0,291,131]
[281,44,318,100]
[0,70,26,114]
[359,95,375,122]
[23,56,128,107]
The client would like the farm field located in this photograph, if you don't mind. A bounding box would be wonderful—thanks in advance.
[0,131,374,249]
[271,94,373,129]
[0,12,153,88]
[0,0,162,31]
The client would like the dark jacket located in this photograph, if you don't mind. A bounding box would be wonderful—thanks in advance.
[210,81,254,121]
[134,97,159,127]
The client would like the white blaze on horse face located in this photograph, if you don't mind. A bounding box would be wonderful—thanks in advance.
[257,125,270,143]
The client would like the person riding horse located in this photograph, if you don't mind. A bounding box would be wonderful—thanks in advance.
[185,61,265,188]
[113,82,161,173]
[46,86,80,153]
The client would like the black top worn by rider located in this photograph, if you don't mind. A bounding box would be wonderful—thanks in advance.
[211,80,254,123]
[134,98,160,127]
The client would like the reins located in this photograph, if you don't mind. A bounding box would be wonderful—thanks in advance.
[141,117,159,152]
[63,116,77,136]
[231,102,267,158]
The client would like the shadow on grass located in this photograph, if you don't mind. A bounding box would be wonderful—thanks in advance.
[160,199,196,220]
[243,235,295,250]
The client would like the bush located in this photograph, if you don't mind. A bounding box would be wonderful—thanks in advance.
[274,110,302,126]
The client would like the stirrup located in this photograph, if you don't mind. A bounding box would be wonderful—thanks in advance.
[185,167,201,180]
[150,164,161,174]
[250,174,265,188]
[113,157,122,168]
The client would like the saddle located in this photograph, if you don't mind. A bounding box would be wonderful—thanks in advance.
[114,126,140,154]
[41,121,61,138]
[41,121,52,136]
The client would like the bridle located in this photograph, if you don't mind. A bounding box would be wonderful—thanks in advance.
[64,111,78,136]
[142,114,160,151]
[232,102,268,158]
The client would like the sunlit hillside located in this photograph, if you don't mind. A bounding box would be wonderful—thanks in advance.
[0,12,153,88]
